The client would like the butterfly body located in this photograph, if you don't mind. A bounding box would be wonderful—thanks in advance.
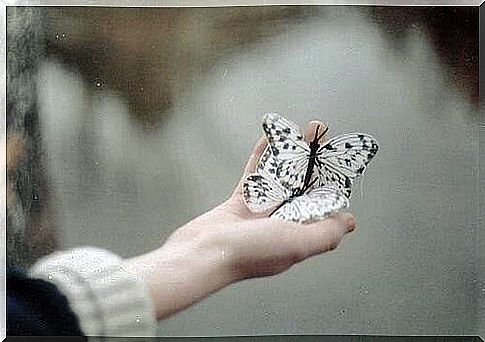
[302,125,329,190]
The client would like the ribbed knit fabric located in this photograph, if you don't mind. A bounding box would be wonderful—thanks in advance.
[29,247,157,337]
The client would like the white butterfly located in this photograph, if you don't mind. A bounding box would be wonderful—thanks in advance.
[260,113,379,197]
[242,113,378,223]
[243,170,349,224]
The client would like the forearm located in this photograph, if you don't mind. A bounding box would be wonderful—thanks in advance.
[124,234,235,320]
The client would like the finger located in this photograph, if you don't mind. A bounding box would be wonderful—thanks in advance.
[231,135,268,199]
[242,135,268,177]
[305,120,329,145]
[291,212,357,259]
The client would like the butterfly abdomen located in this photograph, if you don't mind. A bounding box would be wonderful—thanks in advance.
[302,138,321,189]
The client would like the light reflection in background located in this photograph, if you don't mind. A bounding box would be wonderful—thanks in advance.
[33,6,480,336]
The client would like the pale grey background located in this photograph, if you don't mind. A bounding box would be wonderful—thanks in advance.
[32,6,480,336]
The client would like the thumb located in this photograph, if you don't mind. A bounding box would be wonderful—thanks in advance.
[232,135,268,197]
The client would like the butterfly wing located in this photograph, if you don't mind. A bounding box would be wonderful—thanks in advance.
[271,186,349,224]
[257,145,308,190]
[313,164,353,198]
[243,170,291,213]
[262,113,310,190]
[256,145,279,177]
[315,133,379,197]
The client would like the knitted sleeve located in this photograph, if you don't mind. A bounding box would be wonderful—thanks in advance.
[29,247,157,337]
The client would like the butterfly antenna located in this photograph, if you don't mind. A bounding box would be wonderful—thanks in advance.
[303,177,318,193]
[269,200,287,216]
[317,126,329,142]
[312,125,320,144]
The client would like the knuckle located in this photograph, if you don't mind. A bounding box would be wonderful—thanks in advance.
[327,238,340,251]
[290,245,307,263]
[328,230,343,250]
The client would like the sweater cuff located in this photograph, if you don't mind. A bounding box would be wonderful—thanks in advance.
[29,247,157,337]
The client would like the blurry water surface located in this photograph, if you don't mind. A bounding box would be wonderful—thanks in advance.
[36,7,480,336]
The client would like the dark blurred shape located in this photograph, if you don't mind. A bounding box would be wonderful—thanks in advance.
[7,7,58,268]
[371,6,478,105]
[41,6,320,128]
[42,6,479,128]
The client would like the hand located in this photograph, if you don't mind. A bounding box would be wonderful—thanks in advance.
[124,120,357,320]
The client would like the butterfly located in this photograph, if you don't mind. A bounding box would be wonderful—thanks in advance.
[242,113,378,223]
[260,113,379,197]
[243,169,349,224]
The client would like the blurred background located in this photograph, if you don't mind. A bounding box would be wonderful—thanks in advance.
[6,5,482,337]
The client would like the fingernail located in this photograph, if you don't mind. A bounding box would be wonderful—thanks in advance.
[347,218,356,232]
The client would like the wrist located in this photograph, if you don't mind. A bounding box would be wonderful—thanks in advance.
[124,233,235,321]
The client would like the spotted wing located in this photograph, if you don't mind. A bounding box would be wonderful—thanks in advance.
[314,133,379,197]
[242,170,291,213]
[262,113,310,190]
[257,145,307,190]
[271,186,349,224]
[256,145,279,177]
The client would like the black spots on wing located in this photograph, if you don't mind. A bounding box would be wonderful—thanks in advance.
[292,145,297,150]
[283,127,291,134]
[281,181,292,189]
[273,149,280,156]
[264,122,276,130]
[358,134,365,140]
[324,143,336,151]
[290,187,302,197]
[242,186,250,198]
[260,155,268,164]
[345,142,353,149]
[283,143,289,150]
[262,123,270,134]
[369,143,379,155]
[269,168,276,174]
